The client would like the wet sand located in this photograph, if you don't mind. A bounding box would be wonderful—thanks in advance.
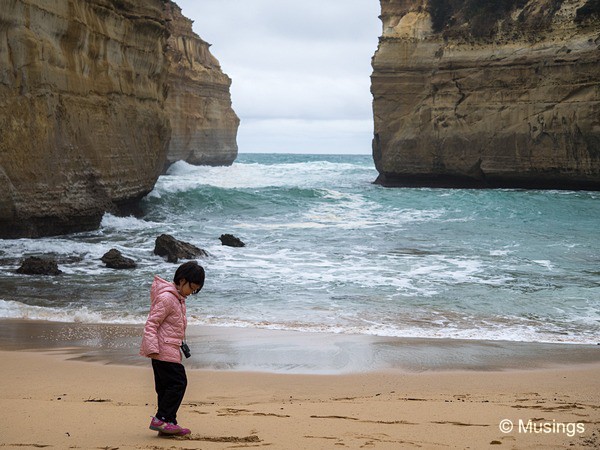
[1,319,599,373]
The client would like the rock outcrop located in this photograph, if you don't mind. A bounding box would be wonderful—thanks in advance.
[219,233,245,247]
[17,256,62,275]
[154,234,208,263]
[371,0,600,189]
[101,248,137,269]
[163,3,239,169]
[0,1,239,238]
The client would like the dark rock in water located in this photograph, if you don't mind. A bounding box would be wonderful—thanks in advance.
[16,256,62,275]
[219,234,245,247]
[101,249,137,269]
[154,234,208,263]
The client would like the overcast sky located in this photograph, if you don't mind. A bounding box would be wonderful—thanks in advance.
[174,0,381,154]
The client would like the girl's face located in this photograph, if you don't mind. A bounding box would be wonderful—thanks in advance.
[177,280,202,297]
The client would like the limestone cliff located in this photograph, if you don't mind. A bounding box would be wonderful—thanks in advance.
[0,0,239,238]
[0,0,171,238]
[371,0,600,189]
[164,3,239,169]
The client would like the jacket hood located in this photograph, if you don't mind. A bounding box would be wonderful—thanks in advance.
[150,275,184,305]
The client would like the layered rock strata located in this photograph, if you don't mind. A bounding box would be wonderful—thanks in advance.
[371,0,600,189]
[0,0,238,238]
[0,0,171,237]
[164,3,239,169]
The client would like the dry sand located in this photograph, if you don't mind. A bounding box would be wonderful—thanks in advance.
[1,347,599,449]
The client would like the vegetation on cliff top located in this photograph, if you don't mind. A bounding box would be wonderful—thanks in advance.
[575,0,600,23]
[427,0,569,40]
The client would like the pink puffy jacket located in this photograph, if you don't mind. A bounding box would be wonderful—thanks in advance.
[139,275,187,363]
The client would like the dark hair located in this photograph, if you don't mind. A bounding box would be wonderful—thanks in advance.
[173,261,205,291]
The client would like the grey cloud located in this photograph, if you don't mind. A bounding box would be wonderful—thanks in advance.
[174,0,380,153]
[239,118,374,153]
[230,68,372,120]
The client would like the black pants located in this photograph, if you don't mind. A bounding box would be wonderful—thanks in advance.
[152,359,187,424]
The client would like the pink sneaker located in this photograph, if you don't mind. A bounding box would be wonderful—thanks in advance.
[149,417,191,436]
[159,425,191,437]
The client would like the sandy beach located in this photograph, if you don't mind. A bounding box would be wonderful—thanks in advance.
[0,321,599,449]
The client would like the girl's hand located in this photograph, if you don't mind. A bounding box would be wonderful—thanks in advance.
[148,353,159,358]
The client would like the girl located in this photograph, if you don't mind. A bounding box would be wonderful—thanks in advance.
[140,260,205,436]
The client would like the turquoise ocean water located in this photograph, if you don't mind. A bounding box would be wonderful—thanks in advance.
[0,153,599,345]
